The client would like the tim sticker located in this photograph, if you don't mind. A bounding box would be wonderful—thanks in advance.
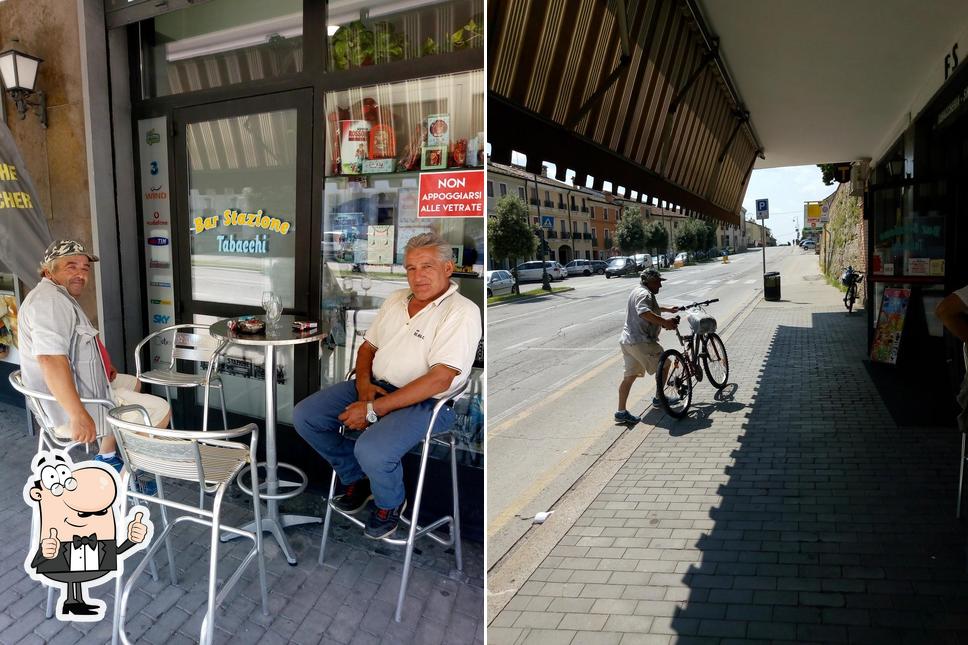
[23,450,152,621]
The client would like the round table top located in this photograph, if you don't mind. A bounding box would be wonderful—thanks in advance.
[210,315,327,347]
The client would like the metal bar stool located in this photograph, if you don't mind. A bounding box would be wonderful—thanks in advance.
[318,375,470,623]
[8,371,163,618]
[106,406,268,645]
[134,324,230,432]
[957,344,968,518]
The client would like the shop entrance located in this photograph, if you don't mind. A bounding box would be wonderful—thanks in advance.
[169,89,315,427]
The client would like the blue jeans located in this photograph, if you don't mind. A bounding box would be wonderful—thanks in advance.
[293,379,455,510]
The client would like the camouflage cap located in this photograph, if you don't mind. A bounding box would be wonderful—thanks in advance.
[42,240,99,265]
[640,268,664,282]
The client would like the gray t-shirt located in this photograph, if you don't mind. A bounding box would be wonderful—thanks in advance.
[620,285,661,345]
[19,278,112,428]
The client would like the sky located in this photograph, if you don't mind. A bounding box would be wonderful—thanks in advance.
[740,165,839,243]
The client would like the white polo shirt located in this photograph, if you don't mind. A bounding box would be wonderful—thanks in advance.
[364,281,481,399]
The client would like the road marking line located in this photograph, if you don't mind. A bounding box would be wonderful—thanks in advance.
[487,350,620,436]
[523,347,613,351]
[503,336,542,352]
[726,279,738,284]
[744,279,756,284]
[590,310,623,321]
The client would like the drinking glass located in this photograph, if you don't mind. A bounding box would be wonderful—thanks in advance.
[266,294,282,330]
[262,291,274,317]
[360,275,372,296]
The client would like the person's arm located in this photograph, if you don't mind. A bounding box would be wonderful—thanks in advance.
[640,310,678,330]
[936,292,968,343]
[339,364,458,430]
[36,355,97,443]
[659,306,679,314]
[353,341,387,402]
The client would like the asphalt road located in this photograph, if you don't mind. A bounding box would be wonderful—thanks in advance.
[486,245,801,567]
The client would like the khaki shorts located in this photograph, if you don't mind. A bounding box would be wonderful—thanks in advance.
[54,373,171,439]
[621,341,664,377]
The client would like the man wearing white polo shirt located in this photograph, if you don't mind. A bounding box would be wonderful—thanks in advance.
[294,232,481,539]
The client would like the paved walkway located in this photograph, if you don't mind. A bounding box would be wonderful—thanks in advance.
[0,402,483,645]
[490,253,968,644]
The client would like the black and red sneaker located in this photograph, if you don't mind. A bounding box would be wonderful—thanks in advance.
[364,500,407,539]
[332,478,372,515]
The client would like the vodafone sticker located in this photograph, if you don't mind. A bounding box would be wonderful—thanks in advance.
[418,170,484,218]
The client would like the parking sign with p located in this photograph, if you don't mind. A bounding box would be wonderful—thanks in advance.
[756,199,769,219]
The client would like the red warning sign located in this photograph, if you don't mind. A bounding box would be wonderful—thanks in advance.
[417,170,485,218]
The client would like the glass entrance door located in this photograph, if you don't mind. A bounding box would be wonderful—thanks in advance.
[171,90,313,425]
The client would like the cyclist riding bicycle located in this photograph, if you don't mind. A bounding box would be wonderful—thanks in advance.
[615,269,681,424]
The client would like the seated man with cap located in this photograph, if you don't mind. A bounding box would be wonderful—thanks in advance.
[19,240,170,493]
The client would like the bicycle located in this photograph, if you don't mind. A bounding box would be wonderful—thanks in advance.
[655,298,729,418]
[841,266,863,313]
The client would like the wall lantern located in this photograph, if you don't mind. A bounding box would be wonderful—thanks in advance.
[0,48,47,127]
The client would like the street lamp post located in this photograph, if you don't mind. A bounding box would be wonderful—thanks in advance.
[530,176,552,291]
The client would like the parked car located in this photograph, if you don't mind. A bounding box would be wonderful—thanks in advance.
[591,260,608,274]
[565,259,598,276]
[800,239,817,250]
[486,270,515,297]
[631,253,653,270]
[515,260,567,282]
[674,251,689,265]
[604,256,637,278]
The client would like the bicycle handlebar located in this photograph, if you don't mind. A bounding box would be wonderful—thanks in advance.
[673,298,719,312]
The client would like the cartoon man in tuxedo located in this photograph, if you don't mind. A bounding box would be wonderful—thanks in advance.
[24,451,151,621]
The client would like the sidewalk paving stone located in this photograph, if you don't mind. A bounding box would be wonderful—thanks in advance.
[0,397,483,644]
[489,254,968,643]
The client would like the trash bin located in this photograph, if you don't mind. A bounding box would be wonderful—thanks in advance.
[764,271,781,301]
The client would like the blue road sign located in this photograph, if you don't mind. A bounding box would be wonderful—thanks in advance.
[755,199,769,219]
[541,215,554,229]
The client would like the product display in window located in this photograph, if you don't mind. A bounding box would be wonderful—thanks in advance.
[328,100,483,175]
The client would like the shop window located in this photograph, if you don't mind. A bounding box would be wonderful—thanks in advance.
[320,71,484,390]
[324,70,483,178]
[326,0,483,72]
[870,185,946,280]
[138,0,304,98]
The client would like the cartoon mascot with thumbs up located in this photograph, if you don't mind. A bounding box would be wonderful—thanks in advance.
[23,450,152,621]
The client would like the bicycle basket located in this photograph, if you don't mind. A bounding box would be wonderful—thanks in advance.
[687,310,717,334]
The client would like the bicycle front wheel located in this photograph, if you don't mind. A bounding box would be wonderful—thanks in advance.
[702,333,729,389]
[656,349,692,418]
[845,284,856,313]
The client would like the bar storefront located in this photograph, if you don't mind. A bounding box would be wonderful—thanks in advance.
[109,0,485,533]
[865,55,968,423]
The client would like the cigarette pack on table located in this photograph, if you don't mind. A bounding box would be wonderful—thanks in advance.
[292,321,318,331]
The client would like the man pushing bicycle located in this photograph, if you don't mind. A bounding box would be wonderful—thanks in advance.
[614,269,681,424]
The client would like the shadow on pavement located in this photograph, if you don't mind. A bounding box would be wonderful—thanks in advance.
[669,310,968,642]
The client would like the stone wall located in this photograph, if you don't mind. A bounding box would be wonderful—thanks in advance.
[820,183,866,303]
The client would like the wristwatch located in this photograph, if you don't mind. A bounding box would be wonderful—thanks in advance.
[366,402,378,424]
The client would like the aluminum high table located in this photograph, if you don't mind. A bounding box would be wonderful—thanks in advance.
[210,315,325,565]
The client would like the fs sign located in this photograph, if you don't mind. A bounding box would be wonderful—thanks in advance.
[418,170,484,217]
[755,199,769,219]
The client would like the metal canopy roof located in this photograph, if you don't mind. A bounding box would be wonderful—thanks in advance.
[489,0,759,225]
[696,0,968,169]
